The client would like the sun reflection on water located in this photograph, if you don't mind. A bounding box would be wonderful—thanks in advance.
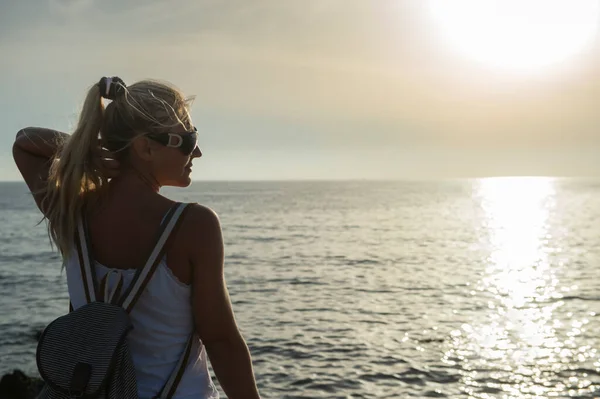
[443,177,597,398]
[480,177,556,308]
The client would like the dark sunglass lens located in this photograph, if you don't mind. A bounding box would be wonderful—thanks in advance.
[181,132,198,155]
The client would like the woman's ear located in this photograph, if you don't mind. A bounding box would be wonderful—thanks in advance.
[130,136,157,161]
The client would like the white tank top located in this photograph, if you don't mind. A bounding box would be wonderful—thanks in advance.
[65,246,219,399]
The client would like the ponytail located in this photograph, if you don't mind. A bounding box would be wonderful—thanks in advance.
[43,83,108,259]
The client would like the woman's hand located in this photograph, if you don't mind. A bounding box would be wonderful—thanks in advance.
[13,127,69,214]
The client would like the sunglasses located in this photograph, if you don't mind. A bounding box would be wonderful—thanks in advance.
[146,127,199,156]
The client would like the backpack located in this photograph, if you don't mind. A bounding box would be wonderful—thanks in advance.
[36,202,194,399]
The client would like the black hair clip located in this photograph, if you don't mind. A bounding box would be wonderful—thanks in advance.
[98,76,126,100]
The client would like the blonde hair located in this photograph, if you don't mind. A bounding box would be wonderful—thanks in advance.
[42,78,193,259]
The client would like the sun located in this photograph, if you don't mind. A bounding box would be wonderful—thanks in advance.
[427,0,599,72]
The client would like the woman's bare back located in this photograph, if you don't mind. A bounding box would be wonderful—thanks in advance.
[85,186,193,285]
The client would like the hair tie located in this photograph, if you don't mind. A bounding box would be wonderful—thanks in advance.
[98,76,126,100]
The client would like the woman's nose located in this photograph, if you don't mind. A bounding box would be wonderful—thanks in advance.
[192,146,202,158]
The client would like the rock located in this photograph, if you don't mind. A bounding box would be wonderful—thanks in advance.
[0,370,43,399]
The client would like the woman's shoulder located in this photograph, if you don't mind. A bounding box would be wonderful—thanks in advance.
[181,203,219,223]
[175,203,223,277]
[179,203,222,242]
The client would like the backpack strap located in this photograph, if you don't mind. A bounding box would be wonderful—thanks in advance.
[154,334,195,399]
[75,218,99,303]
[118,202,191,313]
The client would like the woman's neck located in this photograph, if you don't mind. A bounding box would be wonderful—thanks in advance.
[109,168,161,194]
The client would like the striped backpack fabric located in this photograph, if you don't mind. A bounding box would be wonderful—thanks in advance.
[36,203,193,399]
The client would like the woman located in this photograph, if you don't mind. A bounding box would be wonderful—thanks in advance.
[12,77,261,399]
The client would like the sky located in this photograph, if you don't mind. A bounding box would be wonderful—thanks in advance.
[1,0,600,180]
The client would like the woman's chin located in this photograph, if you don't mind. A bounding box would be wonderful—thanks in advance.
[163,176,192,188]
[177,177,192,187]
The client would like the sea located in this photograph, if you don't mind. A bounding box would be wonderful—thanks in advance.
[0,178,599,399]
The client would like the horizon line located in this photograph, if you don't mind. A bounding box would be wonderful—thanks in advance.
[1,175,599,184]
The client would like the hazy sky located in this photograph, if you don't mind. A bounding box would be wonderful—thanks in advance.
[1,0,600,180]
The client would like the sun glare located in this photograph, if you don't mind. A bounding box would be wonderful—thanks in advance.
[427,0,600,72]
[444,177,566,396]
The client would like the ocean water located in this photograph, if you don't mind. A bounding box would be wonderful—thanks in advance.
[0,178,599,399]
